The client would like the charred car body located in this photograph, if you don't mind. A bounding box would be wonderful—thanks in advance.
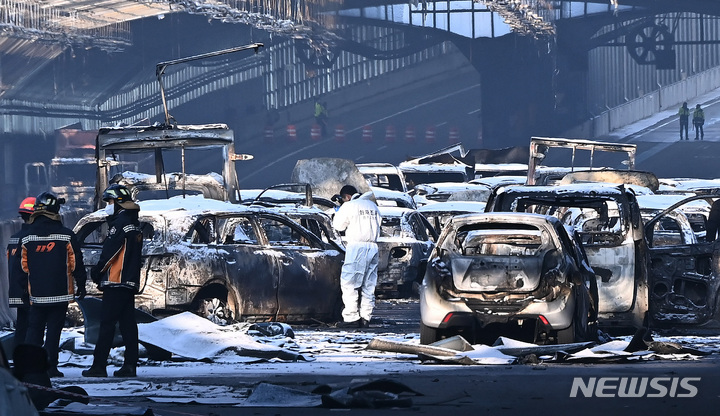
[420,213,598,345]
[375,206,437,297]
[485,184,649,331]
[75,196,343,324]
[644,194,720,327]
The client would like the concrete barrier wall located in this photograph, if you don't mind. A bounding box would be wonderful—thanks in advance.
[570,66,720,139]
[0,209,87,327]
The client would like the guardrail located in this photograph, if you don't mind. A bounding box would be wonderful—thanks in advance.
[569,65,720,139]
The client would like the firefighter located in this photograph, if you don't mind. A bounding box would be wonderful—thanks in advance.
[83,184,142,378]
[21,192,86,378]
[6,197,35,351]
[693,104,705,140]
[332,185,382,328]
[678,102,690,140]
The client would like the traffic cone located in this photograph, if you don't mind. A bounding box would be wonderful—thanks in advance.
[385,125,396,143]
[405,125,416,143]
[264,125,274,142]
[362,125,373,143]
[334,125,345,142]
[449,127,460,144]
[425,126,436,144]
[286,124,297,142]
[311,124,321,141]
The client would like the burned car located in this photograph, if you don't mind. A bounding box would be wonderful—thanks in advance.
[375,206,437,297]
[485,184,649,331]
[74,196,344,324]
[418,200,487,236]
[420,213,598,345]
[644,194,720,327]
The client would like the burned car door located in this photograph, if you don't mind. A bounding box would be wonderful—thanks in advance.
[645,196,720,327]
[213,215,280,320]
[256,214,342,322]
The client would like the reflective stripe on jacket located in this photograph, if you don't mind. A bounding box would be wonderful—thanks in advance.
[7,224,30,307]
[20,214,86,305]
[93,209,143,292]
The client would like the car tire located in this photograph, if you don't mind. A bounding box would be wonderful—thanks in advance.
[420,323,439,345]
[557,289,589,344]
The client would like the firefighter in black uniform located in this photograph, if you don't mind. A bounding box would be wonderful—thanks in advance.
[7,197,35,351]
[83,184,143,378]
[21,192,87,378]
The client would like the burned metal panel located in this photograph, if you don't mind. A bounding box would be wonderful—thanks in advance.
[256,214,342,321]
[648,243,720,326]
[560,170,660,193]
[274,248,342,322]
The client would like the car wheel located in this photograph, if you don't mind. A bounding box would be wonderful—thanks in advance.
[198,297,235,325]
[557,289,589,344]
[420,323,439,345]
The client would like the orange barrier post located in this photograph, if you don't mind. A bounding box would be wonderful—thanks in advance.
[287,124,297,142]
[362,125,373,143]
[334,125,345,142]
[311,124,321,141]
[385,125,396,143]
[425,126,436,144]
[449,127,460,144]
[405,125,416,143]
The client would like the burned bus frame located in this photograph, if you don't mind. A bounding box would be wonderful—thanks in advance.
[527,137,637,185]
[94,124,240,210]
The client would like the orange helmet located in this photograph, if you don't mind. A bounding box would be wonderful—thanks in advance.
[18,197,36,215]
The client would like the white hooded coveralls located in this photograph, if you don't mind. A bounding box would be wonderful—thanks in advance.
[332,193,382,322]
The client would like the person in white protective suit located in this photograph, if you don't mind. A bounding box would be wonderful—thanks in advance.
[332,185,382,328]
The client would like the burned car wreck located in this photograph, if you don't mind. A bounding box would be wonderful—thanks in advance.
[375,206,437,297]
[644,194,720,328]
[485,183,649,331]
[419,212,598,345]
[74,196,344,324]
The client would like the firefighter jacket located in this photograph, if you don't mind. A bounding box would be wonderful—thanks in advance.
[21,213,87,306]
[91,208,143,293]
[7,223,31,307]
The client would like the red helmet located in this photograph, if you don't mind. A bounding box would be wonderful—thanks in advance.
[18,197,36,215]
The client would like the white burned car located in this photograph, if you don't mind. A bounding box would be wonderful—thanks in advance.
[74,196,344,324]
[420,212,598,345]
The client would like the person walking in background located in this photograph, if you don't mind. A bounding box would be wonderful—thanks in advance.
[693,103,705,140]
[314,100,328,137]
[21,192,86,378]
[83,184,143,378]
[6,197,35,351]
[678,102,690,140]
[332,185,382,328]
